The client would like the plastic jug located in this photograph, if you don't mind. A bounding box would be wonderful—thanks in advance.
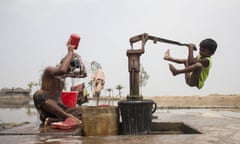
[69,34,80,49]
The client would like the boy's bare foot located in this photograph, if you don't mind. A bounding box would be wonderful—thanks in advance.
[169,64,177,76]
[164,49,171,60]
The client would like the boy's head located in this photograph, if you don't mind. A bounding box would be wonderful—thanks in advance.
[199,38,217,55]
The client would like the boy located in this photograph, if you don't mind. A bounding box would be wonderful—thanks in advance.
[164,38,217,89]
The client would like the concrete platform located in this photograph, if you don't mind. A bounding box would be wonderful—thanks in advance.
[0,109,239,144]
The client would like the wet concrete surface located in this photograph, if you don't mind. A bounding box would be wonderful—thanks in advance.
[0,109,240,144]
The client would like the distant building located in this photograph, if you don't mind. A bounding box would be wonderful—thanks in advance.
[0,88,30,97]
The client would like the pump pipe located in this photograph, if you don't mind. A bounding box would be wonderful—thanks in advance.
[129,33,197,51]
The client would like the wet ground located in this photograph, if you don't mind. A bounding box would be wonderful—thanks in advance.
[0,108,240,144]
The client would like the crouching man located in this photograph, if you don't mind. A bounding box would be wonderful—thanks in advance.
[33,40,87,125]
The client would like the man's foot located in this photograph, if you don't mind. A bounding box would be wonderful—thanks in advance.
[169,64,178,76]
[164,49,171,60]
[44,117,59,126]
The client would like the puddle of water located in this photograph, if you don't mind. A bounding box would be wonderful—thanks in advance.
[0,101,239,124]
[0,100,117,124]
[216,110,240,118]
[0,107,38,123]
[1,103,240,144]
[156,108,240,118]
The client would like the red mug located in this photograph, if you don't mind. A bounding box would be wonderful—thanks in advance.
[69,34,80,49]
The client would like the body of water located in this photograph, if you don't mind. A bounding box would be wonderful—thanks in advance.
[0,98,240,124]
[1,105,240,124]
[0,99,117,124]
[1,98,240,144]
[0,106,38,123]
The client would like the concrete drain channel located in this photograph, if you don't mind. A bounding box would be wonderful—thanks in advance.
[148,122,201,135]
[117,122,201,135]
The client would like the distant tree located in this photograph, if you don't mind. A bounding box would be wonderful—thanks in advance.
[139,65,149,95]
[88,80,94,94]
[27,81,38,92]
[115,84,124,97]
[106,88,113,97]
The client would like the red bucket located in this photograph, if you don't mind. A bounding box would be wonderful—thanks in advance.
[61,91,78,108]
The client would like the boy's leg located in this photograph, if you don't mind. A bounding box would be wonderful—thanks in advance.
[164,48,190,83]
[164,49,187,64]
[186,63,202,87]
[169,62,202,87]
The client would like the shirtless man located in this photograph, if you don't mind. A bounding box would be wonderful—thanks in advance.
[33,40,86,125]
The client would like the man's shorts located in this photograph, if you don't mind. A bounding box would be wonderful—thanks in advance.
[33,93,67,122]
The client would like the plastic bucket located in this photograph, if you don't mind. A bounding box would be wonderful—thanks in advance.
[118,99,157,135]
[80,106,119,136]
[61,91,78,108]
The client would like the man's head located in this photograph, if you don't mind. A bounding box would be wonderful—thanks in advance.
[199,38,217,55]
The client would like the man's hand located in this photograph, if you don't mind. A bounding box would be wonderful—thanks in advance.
[66,39,75,53]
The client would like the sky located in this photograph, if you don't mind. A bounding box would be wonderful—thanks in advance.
[0,0,240,96]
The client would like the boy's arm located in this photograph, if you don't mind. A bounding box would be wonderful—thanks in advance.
[187,44,197,65]
[198,58,210,67]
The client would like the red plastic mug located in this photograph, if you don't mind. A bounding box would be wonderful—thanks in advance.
[69,34,80,49]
